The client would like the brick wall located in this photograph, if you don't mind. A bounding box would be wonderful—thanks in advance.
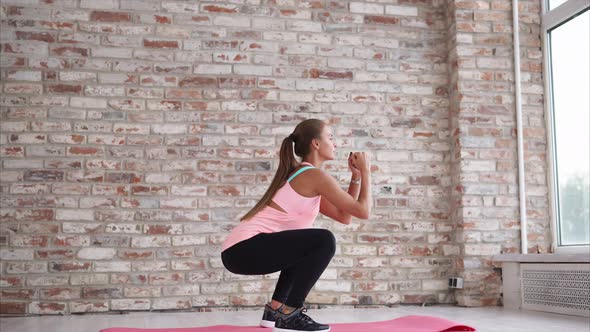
[446,0,548,306]
[0,0,549,315]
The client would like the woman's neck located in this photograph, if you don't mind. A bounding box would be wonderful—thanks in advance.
[301,158,323,169]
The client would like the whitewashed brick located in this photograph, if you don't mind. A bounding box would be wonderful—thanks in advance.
[70,97,107,109]
[60,72,96,81]
[195,64,232,75]
[287,20,322,32]
[77,248,116,260]
[0,249,34,260]
[350,2,384,14]
[386,5,418,16]
[6,71,42,81]
[111,299,151,310]
[151,124,187,134]
[327,58,364,69]
[171,236,207,246]
[94,261,131,272]
[80,0,118,9]
[315,281,352,292]
[464,244,502,256]
[296,80,334,91]
[56,209,94,221]
[92,47,134,59]
[71,274,109,285]
[233,65,273,76]
[132,236,171,248]
[279,91,314,102]
[213,16,250,28]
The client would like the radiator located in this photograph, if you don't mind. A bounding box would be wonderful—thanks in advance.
[521,263,590,317]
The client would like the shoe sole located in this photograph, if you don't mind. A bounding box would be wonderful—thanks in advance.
[260,320,275,328]
[272,328,330,332]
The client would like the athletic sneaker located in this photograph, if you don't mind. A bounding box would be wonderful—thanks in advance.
[260,303,281,328]
[273,307,330,332]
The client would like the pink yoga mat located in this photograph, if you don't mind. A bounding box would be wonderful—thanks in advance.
[100,315,475,332]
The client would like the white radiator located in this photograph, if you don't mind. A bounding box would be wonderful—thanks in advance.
[521,263,590,317]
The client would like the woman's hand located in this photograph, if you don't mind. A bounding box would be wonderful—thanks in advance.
[348,152,361,178]
[350,152,370,173]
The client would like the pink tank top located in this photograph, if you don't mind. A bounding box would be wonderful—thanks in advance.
[221,162,321,251]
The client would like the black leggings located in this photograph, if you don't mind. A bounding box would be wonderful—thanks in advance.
[221,228,336,308]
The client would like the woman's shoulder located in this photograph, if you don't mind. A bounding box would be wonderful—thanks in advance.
[290,166,328,186]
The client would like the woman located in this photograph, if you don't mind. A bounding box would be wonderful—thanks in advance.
[221,119,372,332]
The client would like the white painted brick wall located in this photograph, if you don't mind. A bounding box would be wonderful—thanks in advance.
[0,0,548,315]
[447,0,548,307]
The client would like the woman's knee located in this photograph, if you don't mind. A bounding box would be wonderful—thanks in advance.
[221,250,244,275]
[315,229,336,256]
[221,251,236,273]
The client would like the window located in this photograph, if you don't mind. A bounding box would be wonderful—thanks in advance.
[543,0,590,253]
[549,0,568,10]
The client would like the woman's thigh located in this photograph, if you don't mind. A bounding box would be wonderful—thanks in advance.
[221,228,335,275]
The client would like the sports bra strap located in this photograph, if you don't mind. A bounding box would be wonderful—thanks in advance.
[287,165,315,182]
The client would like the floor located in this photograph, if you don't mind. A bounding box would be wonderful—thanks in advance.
[1,305,589,332]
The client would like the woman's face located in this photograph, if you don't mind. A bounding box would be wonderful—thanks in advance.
[315,125,336,160]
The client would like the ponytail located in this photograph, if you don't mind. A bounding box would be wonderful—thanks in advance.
[240,135,298,221]
[240,119,325,221]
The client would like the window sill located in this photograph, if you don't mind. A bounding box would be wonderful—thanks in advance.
[492,253,590,263]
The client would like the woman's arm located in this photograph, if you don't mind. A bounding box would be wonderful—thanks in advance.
[320,154,362,224]
[316,152,372,221]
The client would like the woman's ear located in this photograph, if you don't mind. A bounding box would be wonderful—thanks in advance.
[312,138,320,150]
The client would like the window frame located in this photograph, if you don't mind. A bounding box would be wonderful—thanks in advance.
[542,0,590,254]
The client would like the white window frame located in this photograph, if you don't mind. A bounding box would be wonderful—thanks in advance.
[542,0,590,254]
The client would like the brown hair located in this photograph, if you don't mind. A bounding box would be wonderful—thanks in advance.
[240,119,325,221]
